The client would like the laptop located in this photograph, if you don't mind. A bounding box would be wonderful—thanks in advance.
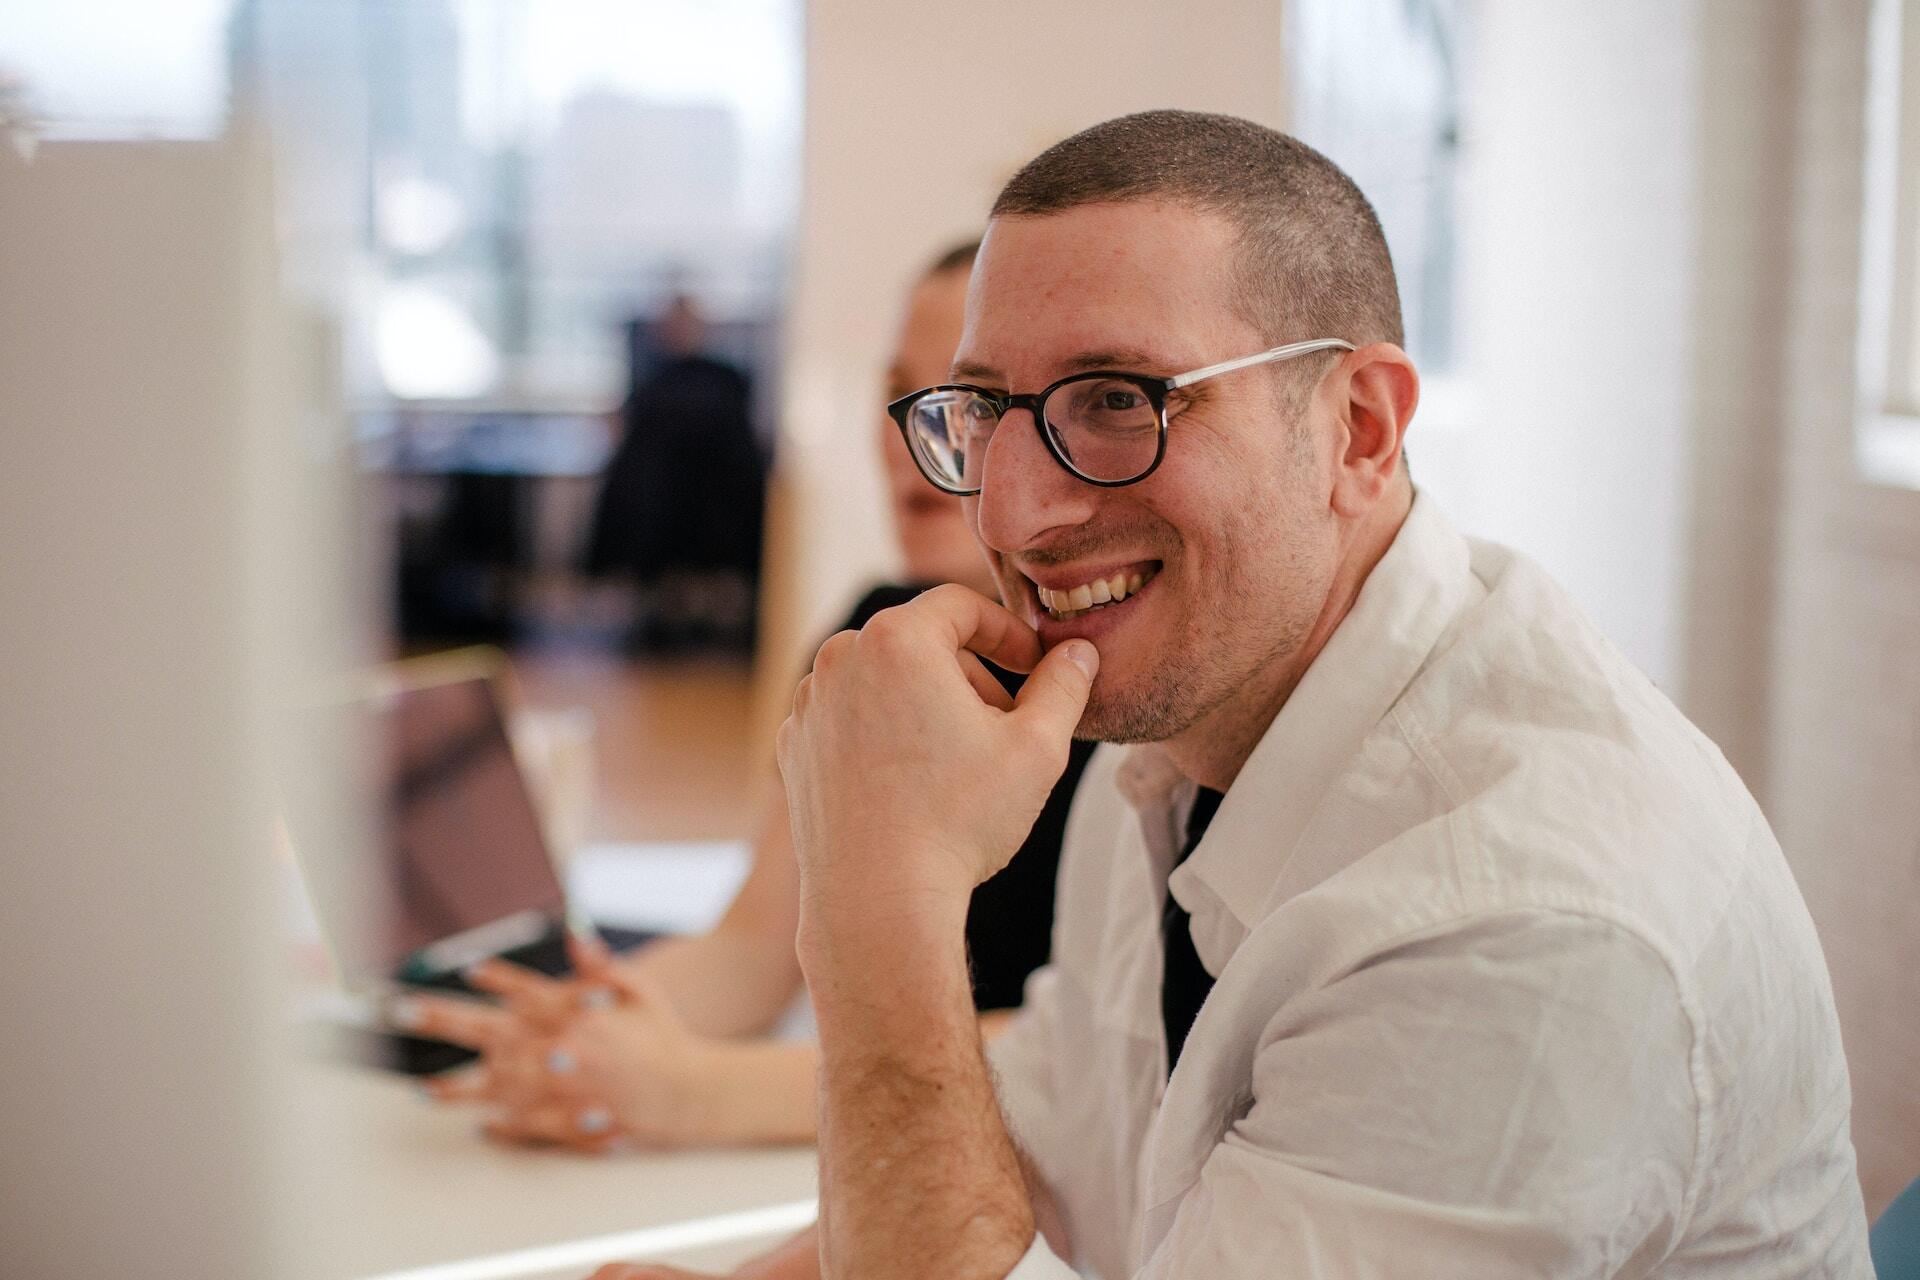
[285,648,651,1073]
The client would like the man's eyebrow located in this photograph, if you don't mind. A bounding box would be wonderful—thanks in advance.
[949,358,1002,384]
[1058,347,1174,375]
[948,347,1179,386]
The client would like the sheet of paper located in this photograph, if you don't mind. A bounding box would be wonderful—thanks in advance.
[567,839,753,936]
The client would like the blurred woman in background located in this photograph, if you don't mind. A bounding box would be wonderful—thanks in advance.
[396,241,1094,1149]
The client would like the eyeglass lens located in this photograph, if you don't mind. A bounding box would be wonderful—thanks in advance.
[904,375,1161,491]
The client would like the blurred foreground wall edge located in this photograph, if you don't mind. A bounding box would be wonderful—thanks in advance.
[0,137,287,1276]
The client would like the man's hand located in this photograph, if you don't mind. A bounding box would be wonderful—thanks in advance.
[776,584,1097,926]
[773,585,1093,1280]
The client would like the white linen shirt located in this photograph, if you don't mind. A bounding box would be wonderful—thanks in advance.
[991,494,1871,1279]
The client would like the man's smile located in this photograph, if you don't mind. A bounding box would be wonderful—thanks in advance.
[1011,558,1164,641]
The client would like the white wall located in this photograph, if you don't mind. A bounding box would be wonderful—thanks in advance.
[759,0,1289,737]
[1677,0,1799,789]
[1430,0,1700,694]
[1764,0,1920,1215]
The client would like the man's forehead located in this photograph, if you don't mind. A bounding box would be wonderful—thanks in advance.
[955,204,1245,379]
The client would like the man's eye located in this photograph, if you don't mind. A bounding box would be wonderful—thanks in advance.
[1100,389,1144,411]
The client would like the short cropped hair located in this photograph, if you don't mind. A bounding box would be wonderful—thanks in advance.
[991,110,1403,350]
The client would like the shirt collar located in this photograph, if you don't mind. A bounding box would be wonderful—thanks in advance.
[1121,491,1476,972]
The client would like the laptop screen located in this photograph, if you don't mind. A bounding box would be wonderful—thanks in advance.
[289,664,568,989]
[380,675,565,967]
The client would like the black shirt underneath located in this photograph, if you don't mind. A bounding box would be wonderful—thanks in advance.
[838,584,1095,1012]
[1162,786,1224,1076]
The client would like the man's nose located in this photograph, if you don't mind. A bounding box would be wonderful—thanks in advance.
[970,405,1099,554]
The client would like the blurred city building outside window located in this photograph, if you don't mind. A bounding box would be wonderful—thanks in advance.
[229,0,802,420]
[0,0,233,142]
[1857,0,1920,489]
[3,0,800,415]
[1287,0,1471,430]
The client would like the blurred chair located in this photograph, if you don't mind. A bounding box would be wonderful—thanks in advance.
[1875,1173,1920,1280]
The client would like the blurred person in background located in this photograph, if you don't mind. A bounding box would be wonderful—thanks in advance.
[395,242,1093,1147]
[586,294,767,654]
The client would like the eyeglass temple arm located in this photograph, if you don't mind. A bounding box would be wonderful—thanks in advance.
[1165,338,1357,390]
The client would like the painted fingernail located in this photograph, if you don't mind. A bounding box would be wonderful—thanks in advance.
[576,1106,613,1135]
[386,997,424,1030]
[578,986,617,1011]
[546,1047,578,1076]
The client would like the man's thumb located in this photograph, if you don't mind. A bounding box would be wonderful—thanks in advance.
[1014,639,1099,731]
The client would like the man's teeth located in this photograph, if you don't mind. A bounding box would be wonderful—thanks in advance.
[1036,569,1152,619]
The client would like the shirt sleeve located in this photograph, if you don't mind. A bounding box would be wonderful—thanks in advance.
[1004,1231,1082,1280]
[1140,909,1702,1278]
[986,964,1061,1163]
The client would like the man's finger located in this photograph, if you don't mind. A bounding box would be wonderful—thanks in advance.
[873,583,1044,677]
[958,653,1017,711]
[1011,640,1100,741]
[389,994,513,1049]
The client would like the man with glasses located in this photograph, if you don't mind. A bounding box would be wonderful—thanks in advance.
[594,111,1869,1279]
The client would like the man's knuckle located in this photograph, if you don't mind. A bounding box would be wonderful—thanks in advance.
[860,607,914,647]
[813,630,854,670]
[924,581,974,608]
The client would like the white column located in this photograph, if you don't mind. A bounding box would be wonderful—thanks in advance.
[0,136,304,1277]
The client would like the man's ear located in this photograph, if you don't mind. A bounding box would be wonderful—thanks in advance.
[1330,343,1419,518]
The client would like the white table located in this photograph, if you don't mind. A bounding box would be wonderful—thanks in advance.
[279,839,809,1278]
[281,1059,817,1280]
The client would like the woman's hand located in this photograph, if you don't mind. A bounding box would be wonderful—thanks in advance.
[395,937,803,1150]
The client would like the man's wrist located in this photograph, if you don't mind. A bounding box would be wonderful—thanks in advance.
[796,862,973,975]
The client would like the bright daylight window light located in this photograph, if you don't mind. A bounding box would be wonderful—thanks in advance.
[375,285,501,402]
[0,0,231,140]
[1855,0,1920,489]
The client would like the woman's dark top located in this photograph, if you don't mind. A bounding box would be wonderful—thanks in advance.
[839,584,1096,1011]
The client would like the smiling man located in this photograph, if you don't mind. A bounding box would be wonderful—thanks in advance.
[592,111,1870,1280]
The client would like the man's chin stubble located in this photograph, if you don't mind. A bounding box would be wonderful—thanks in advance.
[1075,676,1208,745]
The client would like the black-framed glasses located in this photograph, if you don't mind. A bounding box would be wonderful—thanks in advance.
[886,338,1356,495]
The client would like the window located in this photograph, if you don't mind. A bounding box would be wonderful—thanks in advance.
[1286,0,1464,385]
[0,0,232,140]
[1857,0,1920,488]
[235,0,803,410]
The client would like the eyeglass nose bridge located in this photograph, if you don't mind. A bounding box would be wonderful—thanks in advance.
[982,389,1048,423]
[967,389,1055,491]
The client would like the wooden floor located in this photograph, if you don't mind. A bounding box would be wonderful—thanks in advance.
[509,648,760,844]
